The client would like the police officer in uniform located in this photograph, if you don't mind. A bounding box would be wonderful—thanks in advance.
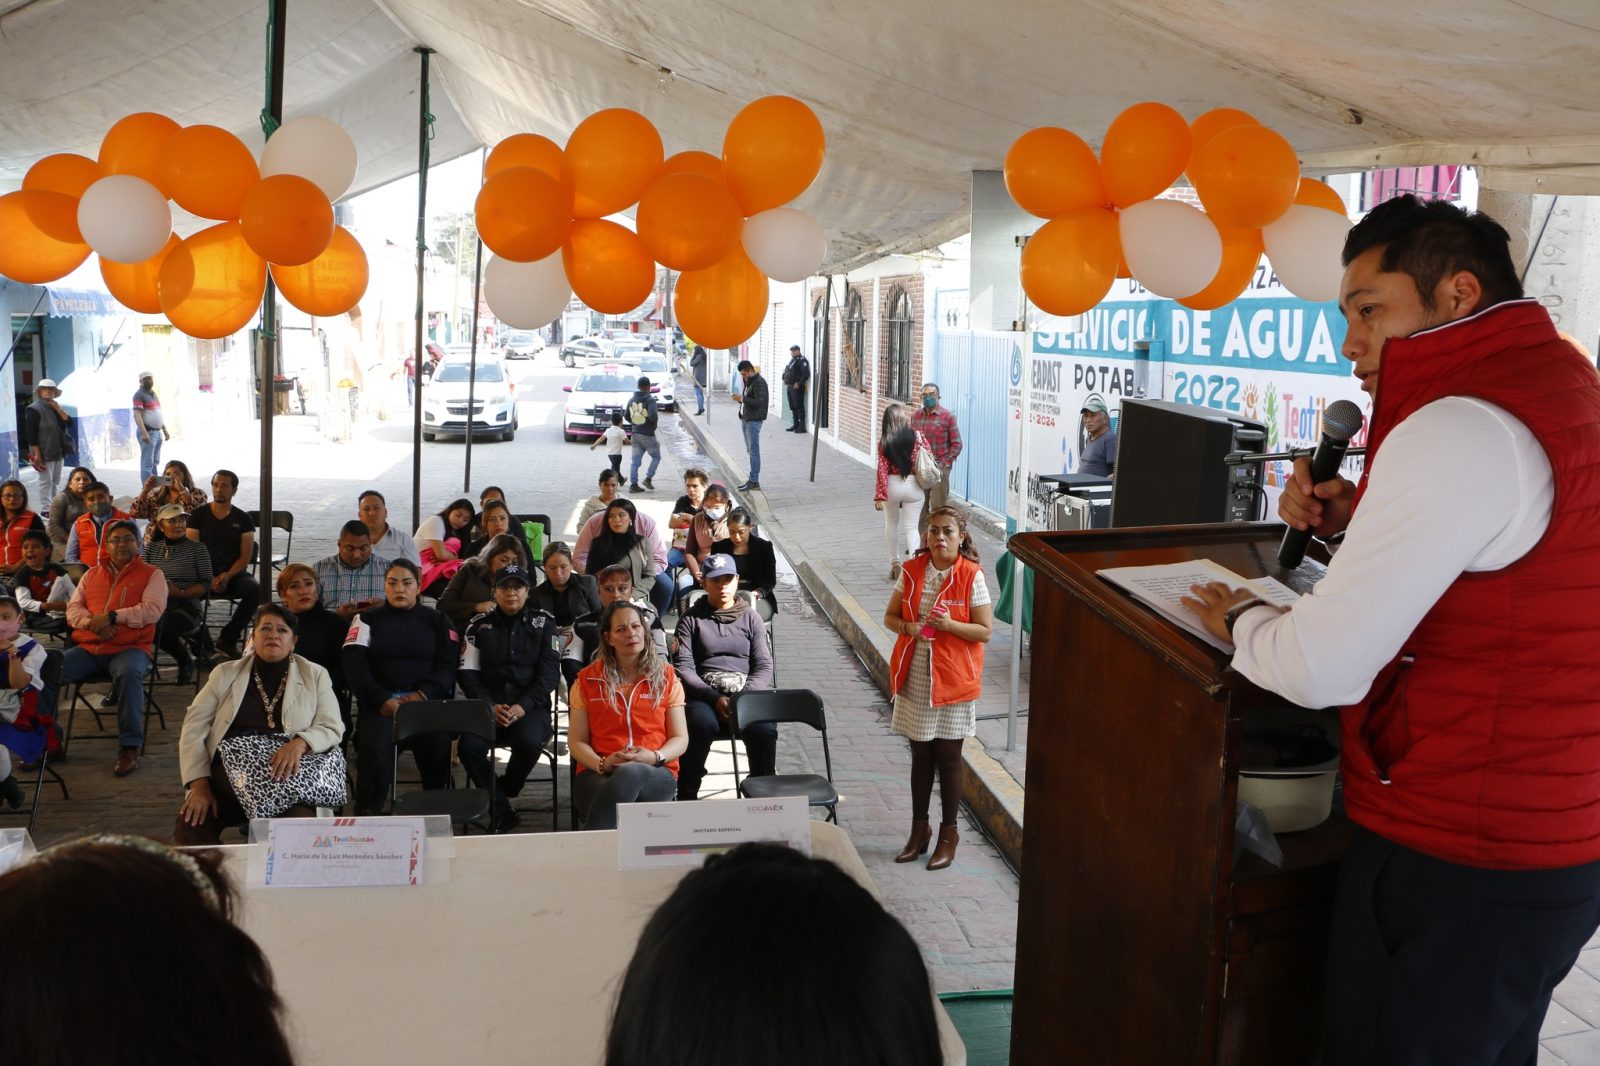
[781,344,811,433]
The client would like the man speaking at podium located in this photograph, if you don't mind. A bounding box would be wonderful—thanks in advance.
[1185,194,1600,1066]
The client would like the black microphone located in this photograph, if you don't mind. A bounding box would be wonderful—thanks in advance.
[1277,399,1365,569]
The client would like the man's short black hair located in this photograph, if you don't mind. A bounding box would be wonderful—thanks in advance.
[637,375,651,390]
[338,519,371,541]
[1342,193,1523,311]
[213,469,239,490]
[358,489,385,506]
[20,528,50,550]
[104,520,140,543]
[84,481,110,497]
[737,360,754,372]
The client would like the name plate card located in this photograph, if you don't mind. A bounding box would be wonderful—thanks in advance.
[616,797,811,870]
[263,817,425,888]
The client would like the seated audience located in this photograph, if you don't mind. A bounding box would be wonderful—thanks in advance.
[0,479,46,577]
[62,520,167,777]
[577,467,623,529]
[142,504,213,683]
[462,497,532,564]
[458,564,561,833]
[574,491,669,610]
[711,507,779,611]
[681,483,732,587]
[0,593,50,809]
[46,465,95,552]
[415,497,476,597]
[584,500,661,612]
[672,554,775,801]
[277,562,351,741]
[64,480,131,575]
[569,564,668,684]
[187,468,258,659]
[0,836,297,1066]
[341,558,458,814]
[535,542,601,688]
[666,467,709,570]
[314,520,391,619]
[130,459,207,541]
[605,842,939,1066]
[11,528,73,634]
[174,602,344,845]
[569,600,688,830]
[437,533,528,629]
[358,489,420,565]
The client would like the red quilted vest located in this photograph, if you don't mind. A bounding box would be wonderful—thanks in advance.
[1345,299,1600,869]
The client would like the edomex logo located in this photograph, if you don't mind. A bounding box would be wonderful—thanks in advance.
[1010,345,1023,387]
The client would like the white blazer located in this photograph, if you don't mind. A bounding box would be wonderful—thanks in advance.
[179,653,344,786]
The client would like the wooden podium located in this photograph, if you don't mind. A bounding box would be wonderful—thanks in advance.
[1008,523,1351,1066]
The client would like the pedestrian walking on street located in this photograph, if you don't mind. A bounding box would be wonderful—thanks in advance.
[732,360,768,492]
[626,375,661,492]
[910,382,962,537]
[874,404,931,582]
[689,345,708,415]
[883,506,993,871]
[132,371,170,483]
[781,344,810,433]
[590,410,628,476]
[24,378,72,506]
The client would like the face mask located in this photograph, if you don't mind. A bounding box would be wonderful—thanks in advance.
[704,506,727,521]
[922,395,938,410]
[0,617,20,642]
[90,501,112,518]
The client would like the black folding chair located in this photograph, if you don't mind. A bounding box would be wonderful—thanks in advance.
[730,689,839,823]
[248,510,294,578]
[391,699,496,832]
[1,649,69,834]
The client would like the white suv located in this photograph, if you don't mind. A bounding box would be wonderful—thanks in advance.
[422,359,518,442]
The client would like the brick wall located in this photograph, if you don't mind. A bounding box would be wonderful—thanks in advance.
[808,273,926,458]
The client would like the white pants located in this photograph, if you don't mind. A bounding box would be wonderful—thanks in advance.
[33,458,61,507]
[883,474,925,568]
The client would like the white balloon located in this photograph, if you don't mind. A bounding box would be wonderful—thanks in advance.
[1263,204,1353,302]
[741,207,827,283]
[261,116,358,201]
[77,175,172,264]
[1119,199,1222,300]
[484,253,571,330]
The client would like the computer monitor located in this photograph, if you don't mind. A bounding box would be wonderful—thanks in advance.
[1109,398,1267,527]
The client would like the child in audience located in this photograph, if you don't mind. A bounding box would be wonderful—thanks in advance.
[10,529,74,634]
[0,593,51,808]
[589,410,629,475]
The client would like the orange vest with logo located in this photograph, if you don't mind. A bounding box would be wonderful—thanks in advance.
[71,558,161,655]
[72,508,131,569]
[0,511,38,567]
[888,554,984,707]
[575,661,680,777]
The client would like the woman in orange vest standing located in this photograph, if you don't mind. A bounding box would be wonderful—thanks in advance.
[0,480,46,578]
[569,600,688,829]
[883,505,993,870]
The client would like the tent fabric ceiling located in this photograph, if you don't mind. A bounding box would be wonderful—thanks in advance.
[2,0,1598,271]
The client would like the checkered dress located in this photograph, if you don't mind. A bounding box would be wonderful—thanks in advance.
[890,564,990,742]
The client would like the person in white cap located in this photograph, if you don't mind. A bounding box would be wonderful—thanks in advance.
[24,378,72,504]
[132,371,169,482]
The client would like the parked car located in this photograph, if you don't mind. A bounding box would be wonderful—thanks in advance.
[637,353,676,411]
[563,363,659,442]
[611,336,651,361]
[561,335,612,368]
[500,330,544,359]
[422,359,518,442]
[648,328,682,354]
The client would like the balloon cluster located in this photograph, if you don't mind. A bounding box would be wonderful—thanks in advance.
[478,96,829,349]
[1005,103,1352,315]
[0,113,369,339]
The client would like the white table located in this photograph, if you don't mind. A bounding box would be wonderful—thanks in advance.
[219,822,966,1065]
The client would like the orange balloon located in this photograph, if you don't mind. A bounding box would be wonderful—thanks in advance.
[158,222,267,340]
[1005,127,1106,219]
[239,175,334,265]
[20,187,83,244]
[1178,223,1264,311]
[0,191,90,283]
[674,247,769,350]
[636,172,743,271]
[1099,102,1191,208]
[566,109,663,219]
[161,125,260,220]
[99,112,181,195]
[484,133,565,183]
[1192,124,1300,229]
[1116,252,1131,280]
[474,167,573,263]
[272,226,369,317]
[102,233,181,313]
[1189,109,1258,154]
[561,219,655,314]
[24,153,103,198]
[1019,207,1120,317]
[661,150,725,184]
[722,96,826,216]
[1294,177,1346,215]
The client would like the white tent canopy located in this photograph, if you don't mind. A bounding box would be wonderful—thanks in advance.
[2,0,1598,270]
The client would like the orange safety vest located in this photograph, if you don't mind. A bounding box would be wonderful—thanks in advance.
[72,508,131,569]
[71,557,161,655]
[574,661,680,777]
[888,554,984,707]
[0,511,38,567]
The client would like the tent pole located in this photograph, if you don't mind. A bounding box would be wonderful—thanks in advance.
[463,235,483,493]
[410,46,434,533]
[256,0,287,605]
[809,274,832,483]
[1007,237,1032,751]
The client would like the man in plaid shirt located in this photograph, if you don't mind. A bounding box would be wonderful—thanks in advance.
[315,520,393,620]
[910,381,962,534]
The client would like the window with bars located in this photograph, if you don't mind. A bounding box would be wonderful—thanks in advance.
[1360,166,1463,212]
[885,287,913,400]
[843,290,866,391]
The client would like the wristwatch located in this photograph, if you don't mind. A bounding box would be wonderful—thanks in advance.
[1223,599,1265,636]
[654,749,665,767]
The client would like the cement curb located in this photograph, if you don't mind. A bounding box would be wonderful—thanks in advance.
[676,411,1027,871]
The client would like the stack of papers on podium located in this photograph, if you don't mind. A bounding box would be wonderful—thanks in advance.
[1097,559,1300,652]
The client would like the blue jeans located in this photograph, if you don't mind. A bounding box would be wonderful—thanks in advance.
[138,432,162,482]
[630,432,661,484]
[573,761,676,830]
[62,647,151,748]
[741,418,763,482]
[692,382,705,411]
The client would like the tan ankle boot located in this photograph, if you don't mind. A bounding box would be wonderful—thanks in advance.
[926,825,959,870]
[894,820,932,863]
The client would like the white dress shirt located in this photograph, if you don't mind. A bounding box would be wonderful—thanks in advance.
[1230,397,1553,708]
